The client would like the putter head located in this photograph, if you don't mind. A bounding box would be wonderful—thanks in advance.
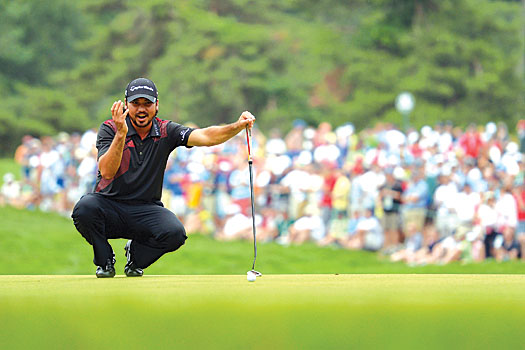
[250,270,262,277]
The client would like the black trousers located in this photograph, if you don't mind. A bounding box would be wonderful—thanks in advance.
[484,230,498,259]
[72,193,187,269]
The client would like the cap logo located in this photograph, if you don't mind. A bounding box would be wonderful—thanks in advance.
[130,85,154,92]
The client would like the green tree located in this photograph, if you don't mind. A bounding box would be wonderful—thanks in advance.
[0,0,523,155]
[0,0,85,88]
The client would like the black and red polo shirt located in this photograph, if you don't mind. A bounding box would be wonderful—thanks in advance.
[94,116,194,202]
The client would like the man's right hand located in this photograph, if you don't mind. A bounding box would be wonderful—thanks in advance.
[111,100,129,135]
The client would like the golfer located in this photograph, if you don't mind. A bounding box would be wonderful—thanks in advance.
[72,78,255,278]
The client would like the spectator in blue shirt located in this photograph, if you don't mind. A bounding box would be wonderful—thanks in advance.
[401,169,429,234]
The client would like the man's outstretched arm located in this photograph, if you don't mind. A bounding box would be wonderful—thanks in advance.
[187,111,255,147]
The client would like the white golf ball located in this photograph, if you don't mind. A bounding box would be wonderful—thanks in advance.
[247,271,256,282]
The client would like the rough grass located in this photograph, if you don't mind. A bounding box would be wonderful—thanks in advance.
[1,205,525,275]
[0,158,20,179]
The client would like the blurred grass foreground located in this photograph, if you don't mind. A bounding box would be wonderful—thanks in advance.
[1,274,525,349]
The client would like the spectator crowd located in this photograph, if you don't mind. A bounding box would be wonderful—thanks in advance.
[5,118,525,265]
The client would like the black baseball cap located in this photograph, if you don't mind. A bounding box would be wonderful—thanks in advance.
[125,78,158,103]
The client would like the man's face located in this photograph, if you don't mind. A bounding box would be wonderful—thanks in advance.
[126,97,158,129]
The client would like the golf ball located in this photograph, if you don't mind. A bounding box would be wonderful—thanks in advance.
[247,271,256,282]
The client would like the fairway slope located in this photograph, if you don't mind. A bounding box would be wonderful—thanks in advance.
[2,206,525,275]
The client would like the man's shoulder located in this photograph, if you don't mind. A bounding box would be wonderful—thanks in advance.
[154,117,171,125]
[157,118,195,145]
[157,118,195,133]
[154,117,190,139]
[101,119,117,133]
[155,117,183,133]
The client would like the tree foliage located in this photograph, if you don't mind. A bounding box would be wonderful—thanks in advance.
[0,0,523,154]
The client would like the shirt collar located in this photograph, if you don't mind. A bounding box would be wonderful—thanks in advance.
[126,116,161,138]
[150,117,161,137]
[125,117,137,137]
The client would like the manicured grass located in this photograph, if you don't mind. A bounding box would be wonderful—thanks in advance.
[1,205,525,275]
[2,206,524,349]
[0,274,524,349]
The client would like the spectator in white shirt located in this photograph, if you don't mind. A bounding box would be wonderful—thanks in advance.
[344,207,383,251]
[433,171,459,238]
[454,183,481,236]
[495,183,518,230]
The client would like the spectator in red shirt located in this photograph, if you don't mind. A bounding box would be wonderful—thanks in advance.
[320,164,338,227]
[459,123,484,158]
[512,181,525,260]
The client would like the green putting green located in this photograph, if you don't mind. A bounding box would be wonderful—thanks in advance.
[1,274,524,349]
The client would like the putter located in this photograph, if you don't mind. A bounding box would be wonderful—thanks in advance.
[246,127,262,278]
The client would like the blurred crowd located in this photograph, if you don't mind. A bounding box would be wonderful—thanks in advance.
[5,118,525,265]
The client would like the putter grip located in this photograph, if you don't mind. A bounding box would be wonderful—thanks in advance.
[245,127,252,159]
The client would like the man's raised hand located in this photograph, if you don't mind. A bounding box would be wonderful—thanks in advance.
[111,100,129,135]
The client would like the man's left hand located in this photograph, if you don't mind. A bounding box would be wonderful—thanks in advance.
[239,111,256,130]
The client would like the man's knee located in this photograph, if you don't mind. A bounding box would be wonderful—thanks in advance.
[163,223,187,251]
[72,195,101,223]
[72,195,104,243]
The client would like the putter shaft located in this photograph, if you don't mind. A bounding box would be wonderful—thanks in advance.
[246,127,257,270]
